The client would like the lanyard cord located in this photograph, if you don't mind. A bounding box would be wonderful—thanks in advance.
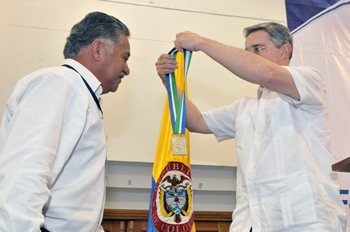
[62,64,103,116]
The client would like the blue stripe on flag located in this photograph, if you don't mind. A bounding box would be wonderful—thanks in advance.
[342,200,348,205]
[168,47,176,55]
[286,0,341,32]
[166,74,176,129]
[340,189,349,195]
[184,49,188,77]
[181,93,186,133]
[147,177,158,231]
[292,1,350,34]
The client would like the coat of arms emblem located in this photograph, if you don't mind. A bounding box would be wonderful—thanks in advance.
[151,162,194,231]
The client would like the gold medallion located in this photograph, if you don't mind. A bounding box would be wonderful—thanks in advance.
[171,133,188,155]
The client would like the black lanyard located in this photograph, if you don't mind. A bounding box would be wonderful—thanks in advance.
[62,64,103,116]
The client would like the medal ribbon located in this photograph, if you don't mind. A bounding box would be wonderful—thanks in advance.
[166,47,192,134]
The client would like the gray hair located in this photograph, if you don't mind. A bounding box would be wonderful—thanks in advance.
[63,12,130,59]
[243,22,293,60]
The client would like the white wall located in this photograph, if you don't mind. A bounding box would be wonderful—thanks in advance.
[105,161,237,211]
[0,0,287,168]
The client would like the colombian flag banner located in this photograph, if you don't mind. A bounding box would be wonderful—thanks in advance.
[147,49,195,232]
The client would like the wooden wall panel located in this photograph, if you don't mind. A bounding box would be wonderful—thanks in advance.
[102,209,232,232]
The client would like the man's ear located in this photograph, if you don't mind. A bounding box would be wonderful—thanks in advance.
[281,43,292,59]
[91,39,103,61]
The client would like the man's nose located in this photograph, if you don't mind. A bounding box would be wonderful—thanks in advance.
[124,64,130,76]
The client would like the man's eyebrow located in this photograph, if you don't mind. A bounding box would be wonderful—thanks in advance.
[245,44,263,51]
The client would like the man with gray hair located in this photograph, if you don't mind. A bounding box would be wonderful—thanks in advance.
[156,22,346,231]
[0,12,130,231]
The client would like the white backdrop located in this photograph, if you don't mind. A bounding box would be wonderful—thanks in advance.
[290,1,350,230]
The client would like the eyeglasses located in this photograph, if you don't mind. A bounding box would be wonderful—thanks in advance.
[250,45,274,55]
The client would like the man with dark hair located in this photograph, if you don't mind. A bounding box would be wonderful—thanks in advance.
[156,22,346,231]
[0,12,130,231]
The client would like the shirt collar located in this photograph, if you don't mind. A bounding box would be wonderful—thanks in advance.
[257,86,264,100]
[62,59,103,99]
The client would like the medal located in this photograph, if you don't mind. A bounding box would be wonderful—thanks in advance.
[172,133,188,155]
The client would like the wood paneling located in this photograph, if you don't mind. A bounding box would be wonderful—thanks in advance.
[102,209,232,232]
[332,157,350,172]
[103,209,232,221]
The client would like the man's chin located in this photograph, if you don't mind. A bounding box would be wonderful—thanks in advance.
[112,85,120,93]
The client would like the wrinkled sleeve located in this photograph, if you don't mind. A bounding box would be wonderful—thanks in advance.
[0,72,85,231]
[278,66,326,114]
[202,100,241,142]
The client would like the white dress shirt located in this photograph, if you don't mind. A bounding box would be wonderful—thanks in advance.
[202,66,346,232]
[0,59,107,232]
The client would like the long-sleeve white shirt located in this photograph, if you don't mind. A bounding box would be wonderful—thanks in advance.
[0,59,107,232]
[203,66,347,232]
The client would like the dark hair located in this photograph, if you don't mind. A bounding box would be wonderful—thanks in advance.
[63,12,130,58]
[243,22,293,60]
